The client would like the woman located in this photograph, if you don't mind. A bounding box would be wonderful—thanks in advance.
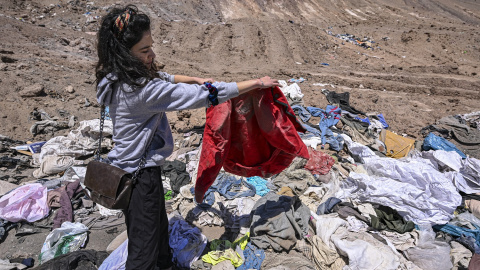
[95,4,278,270]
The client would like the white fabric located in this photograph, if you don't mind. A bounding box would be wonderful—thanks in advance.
[420,150,480,193]
[346,216,369,232]
[301,136,323,149]
[341,134,377,158]
[336,154,462,225]
[99,239,128,270]
[222,196,259,234]
[279,82,304,100]
[97,204,122,216]
[37,119,113,165]
[450,157,480,193]
[311,212,347,249]
[32,120,114,177]
[331,228,401,270]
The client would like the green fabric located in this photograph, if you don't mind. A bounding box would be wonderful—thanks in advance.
[164,190,173,200]
[370,205,415,233]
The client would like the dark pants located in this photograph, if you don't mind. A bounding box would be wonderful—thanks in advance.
[124,166,172,270]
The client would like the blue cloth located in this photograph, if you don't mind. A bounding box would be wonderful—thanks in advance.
[456,234,480,254]
[354,113,389,128]
[236,243,265,270]
[306,105,344,151]
[354,116,370,125]
[246,176,270,197]
[190,172,255,207]
[433,223,480,249]
[377,113,389,128]
[316,197,342,215]
[306,105,342,148]
[209,174,256,200]
[291,105,311,123]
[423,133,467,158]
[190,186,215,208]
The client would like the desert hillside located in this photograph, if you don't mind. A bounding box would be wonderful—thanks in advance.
[0,0,478,142]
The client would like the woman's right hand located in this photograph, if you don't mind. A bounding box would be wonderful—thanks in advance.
[258,76,279,88]
[237,76,279,95]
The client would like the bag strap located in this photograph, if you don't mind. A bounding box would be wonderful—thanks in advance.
[95,105,161,184]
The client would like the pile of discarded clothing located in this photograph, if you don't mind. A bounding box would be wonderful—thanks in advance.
[1,81,480,270]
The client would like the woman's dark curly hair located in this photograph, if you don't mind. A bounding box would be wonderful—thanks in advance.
[95,5,158,86]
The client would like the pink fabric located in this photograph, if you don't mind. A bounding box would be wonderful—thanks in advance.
[469,253,480,270]
[0,183,49,222]
[304,148,335,175]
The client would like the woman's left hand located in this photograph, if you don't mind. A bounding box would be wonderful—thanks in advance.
[196,77,215,84]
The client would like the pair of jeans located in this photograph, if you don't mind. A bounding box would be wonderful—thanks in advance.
[124,166,173,270]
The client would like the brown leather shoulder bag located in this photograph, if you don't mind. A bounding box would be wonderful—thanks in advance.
[84,106,158,210]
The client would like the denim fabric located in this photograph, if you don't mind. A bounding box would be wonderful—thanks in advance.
[433,223,480,249]
[190,186,215,208]
[236,243,265,270]
[306,105,343,150]
[291,105,312,123]
[316,197,342,215]
[215,175,256,200]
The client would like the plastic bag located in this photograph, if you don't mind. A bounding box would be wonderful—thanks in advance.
[38,222,88,264]
[423,133,466,158]
[404,225,453,270]
[0,183,49,222]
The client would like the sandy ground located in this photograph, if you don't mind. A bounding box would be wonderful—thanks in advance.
[0,0,479,268]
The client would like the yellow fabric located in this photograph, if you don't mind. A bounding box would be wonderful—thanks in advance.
[384,130,415,158]
[202,249,243,267]
[233,232,250,250]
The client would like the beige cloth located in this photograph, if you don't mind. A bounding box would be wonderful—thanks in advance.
[106,230,128,253]
[380,230,420,251]
[450,241,472,270]
[465,196,480,219]
[306,235,346,270]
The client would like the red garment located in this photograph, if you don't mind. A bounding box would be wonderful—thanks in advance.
[304,147,335,175]
[195,86,309,201]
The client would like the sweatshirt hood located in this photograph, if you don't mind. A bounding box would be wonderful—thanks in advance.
[96,73,118,106]
[97,73,145,105]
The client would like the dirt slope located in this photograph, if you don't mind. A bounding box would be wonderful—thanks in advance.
[0,0,479,263]
[0,0,479,142]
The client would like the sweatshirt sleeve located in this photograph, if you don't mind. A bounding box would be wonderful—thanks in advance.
[142,79,239,112]
[157,71,175,83]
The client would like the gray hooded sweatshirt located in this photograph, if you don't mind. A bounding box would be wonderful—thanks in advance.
[96,72,239,173]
